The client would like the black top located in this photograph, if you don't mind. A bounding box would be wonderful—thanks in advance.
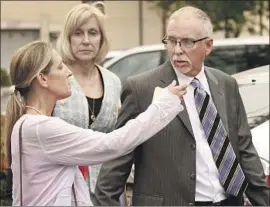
[86,95,103,126]
[86,68,104,126]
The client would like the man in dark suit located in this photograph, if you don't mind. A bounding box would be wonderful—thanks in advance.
[94,6,269,206]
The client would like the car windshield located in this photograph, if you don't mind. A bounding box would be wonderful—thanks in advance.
[235,67,269,129]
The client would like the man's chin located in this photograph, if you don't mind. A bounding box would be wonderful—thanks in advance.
[174,65,191,75]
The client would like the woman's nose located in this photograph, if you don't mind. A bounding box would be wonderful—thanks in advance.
[82,34,90,44]
[65,65,73,77]
[67,69,73,77]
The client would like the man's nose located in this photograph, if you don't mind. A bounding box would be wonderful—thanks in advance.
[174,43,184,54]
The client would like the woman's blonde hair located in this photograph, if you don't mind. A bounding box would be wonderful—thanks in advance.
[6,41,53,165]
[57,3,109,64]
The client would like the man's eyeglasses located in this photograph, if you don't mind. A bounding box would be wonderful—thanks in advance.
[162,36,208,50]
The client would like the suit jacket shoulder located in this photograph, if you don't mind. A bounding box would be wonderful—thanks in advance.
[206,66,237,83]
[128,63,164,85]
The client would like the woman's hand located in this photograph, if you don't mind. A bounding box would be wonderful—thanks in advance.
[168,80,187,99]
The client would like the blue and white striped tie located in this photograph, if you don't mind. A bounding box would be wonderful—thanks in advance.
[191,78,248,197]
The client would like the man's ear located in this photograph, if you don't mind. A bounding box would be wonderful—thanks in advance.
[36,73,49,88]
[205,38,213,56]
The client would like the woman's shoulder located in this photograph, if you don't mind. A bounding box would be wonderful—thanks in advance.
[19,115,78,136]
[12,115,60,138]
[16,114,61,127]
[97,64,121,84]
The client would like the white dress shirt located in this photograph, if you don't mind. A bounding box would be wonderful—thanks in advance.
[175,65,227,202]
[11,88,183,206]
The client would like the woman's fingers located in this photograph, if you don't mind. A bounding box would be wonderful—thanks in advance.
[168,80,188,98]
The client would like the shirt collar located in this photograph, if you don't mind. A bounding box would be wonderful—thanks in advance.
[174,64,206,86]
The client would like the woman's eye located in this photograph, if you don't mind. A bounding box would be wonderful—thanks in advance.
[89,30,98,36]
[75,31,82,36]
[58,63,63,69]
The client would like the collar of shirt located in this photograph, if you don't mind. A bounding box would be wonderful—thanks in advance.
[173,64,211,96]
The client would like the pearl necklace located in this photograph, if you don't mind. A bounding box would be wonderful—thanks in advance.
[25,106,44,115]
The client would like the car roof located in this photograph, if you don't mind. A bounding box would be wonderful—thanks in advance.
[105,50,124,58]
[104,36,269,68]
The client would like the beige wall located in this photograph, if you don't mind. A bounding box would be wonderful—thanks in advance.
[105,1,141,49]
[1,1,80,25]
[105,1,163,49]
[1,1,163,50]
[1,1,268,50]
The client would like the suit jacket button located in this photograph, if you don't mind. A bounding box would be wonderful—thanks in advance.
[189,202,194,206]
[190,173,196,180]
[190,144,196,150]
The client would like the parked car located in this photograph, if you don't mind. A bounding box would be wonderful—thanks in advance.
[232,64,269,186]
[101,50,123,66]
[251,120,269,184]
[243,118,269,206]
[104,37,269,84]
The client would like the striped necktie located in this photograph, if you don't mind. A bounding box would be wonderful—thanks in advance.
[191,78,248,197]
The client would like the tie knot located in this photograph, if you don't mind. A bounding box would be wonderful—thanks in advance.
[190,78,202,89]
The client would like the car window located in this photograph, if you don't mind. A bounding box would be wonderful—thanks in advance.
[246,44,270,69]
[205,46,245,74]
[106,43,269,83]
[205,44,270,75]
[160,49,168,65]
[109,51,162,82]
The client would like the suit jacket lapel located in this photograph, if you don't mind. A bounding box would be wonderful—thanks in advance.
[205,67,229,133]
[158,63,230,137]
[159,61,195,138]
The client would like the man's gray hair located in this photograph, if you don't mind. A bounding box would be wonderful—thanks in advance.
[169,6,213,37]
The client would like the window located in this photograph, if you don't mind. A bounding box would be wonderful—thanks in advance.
[50,32,59,49]
[205,46,245,75]
[245,44,270,70]
[205,44,270,75]
[108,51,163,83]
